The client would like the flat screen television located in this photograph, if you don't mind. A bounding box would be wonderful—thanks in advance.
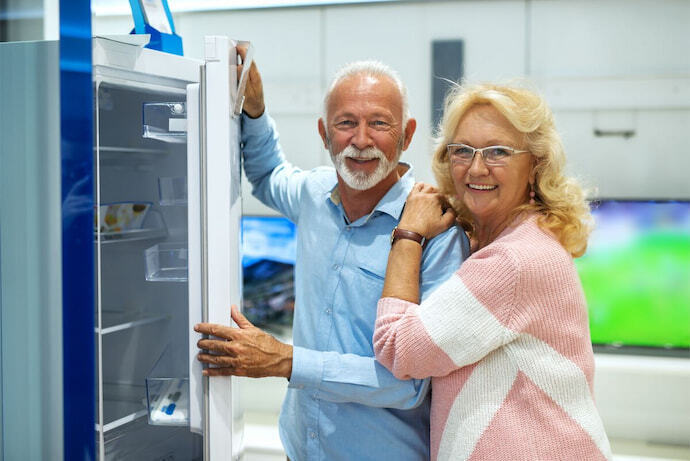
[575,200,690,354]
[241,215,296,328]
[240,206,690,353]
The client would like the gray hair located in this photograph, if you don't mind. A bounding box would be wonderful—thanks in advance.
[323,60,410,127]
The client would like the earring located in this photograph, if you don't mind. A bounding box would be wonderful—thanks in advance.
[529,184,536,205]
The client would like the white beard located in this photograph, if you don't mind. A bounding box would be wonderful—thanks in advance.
[330,145,401,191]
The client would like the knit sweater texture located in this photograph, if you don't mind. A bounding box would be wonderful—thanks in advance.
[374,214,612,461]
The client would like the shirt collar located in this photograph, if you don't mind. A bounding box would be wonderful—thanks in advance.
[327,162,415,222]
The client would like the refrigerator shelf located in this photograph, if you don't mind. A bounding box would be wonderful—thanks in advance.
[96,310,170,335]
[98,382,148,433]
[145,242,188,282]
[96,208,168,244]
[97,227,167,244]
[142,102,187,144]
[99,416,202,460]
[95,146,169,156]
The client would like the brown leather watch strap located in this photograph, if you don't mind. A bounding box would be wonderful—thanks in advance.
[390,227,427,249]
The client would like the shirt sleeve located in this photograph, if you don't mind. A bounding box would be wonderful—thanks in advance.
[374,244,519,379]
[420,225,470,299]
[288,346,430,409]
[241,112,308,223]
[286,226,468,408]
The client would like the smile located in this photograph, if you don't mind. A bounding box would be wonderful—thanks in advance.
[467,183,497,191]
[347,158,378,164]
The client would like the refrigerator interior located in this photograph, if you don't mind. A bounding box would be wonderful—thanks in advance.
[94,80,201,459]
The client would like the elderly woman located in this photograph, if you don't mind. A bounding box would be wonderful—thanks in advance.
[373,83,612,460]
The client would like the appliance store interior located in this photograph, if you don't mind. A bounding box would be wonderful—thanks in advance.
[1,0,688,460]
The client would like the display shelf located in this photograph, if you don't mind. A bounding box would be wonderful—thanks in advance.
[98,382,148,433]
[96,309,170,335]
[142,102,187,143]
[144,242,188,282]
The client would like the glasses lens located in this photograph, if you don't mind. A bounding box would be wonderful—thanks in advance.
[448,145,475,163]
[483,147,512,165]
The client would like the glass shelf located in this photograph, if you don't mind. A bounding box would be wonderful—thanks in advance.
[96,310,170,335]
[98,382,148,433]
[144,242,188,282]
[95,146,169,156]
[95,208,167,244]
[98,227,167,243]
[95,146,175,168]
[99,416,201,460]
[142,102,187,144]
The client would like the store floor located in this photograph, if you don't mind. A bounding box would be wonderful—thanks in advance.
[241,411,690,461]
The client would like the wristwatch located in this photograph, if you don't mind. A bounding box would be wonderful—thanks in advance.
[390,226,427,249]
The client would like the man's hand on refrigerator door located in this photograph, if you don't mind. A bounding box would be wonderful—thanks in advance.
[195,305,292,379]
[236,44,265,119]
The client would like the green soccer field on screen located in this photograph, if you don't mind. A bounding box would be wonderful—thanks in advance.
[576,200,690,350]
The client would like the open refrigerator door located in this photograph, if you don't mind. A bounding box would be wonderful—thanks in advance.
[92,35,243,460]
[187,36,245,460]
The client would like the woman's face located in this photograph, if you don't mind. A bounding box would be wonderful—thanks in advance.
[450,104,534,228]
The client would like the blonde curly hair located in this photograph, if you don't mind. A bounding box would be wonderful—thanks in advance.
[431,82,593,258]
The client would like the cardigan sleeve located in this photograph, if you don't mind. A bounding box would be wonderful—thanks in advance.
[374,244,519,379]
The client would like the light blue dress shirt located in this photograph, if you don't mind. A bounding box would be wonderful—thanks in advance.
[241,113,469,461]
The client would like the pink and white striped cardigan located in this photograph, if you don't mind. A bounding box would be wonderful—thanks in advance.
[374,214,612,461]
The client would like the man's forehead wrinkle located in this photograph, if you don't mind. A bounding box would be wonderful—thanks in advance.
[327,75,403,122]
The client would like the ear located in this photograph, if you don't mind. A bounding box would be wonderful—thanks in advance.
[318,118,329,149]
[401,118,417,151]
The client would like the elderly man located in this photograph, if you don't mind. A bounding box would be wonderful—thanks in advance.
[195,52,469,460]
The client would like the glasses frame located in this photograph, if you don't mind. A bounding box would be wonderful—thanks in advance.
[447,143,529,167]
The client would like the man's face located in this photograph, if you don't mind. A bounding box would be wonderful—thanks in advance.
[320,74,411,191]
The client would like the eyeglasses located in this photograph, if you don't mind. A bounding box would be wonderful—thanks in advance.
[446,143,529,167]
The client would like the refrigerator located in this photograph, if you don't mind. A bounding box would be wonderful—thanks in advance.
[91,35,244,460]
[1,35,246,459]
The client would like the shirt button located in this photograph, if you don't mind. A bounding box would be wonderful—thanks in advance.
[312,393,318,400]
[325,308,331,314]
[345,227,351,232]
[332,264,340,270]
[309,431,317,439]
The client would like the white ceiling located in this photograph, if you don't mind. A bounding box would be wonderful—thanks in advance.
[91,0,401,16]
